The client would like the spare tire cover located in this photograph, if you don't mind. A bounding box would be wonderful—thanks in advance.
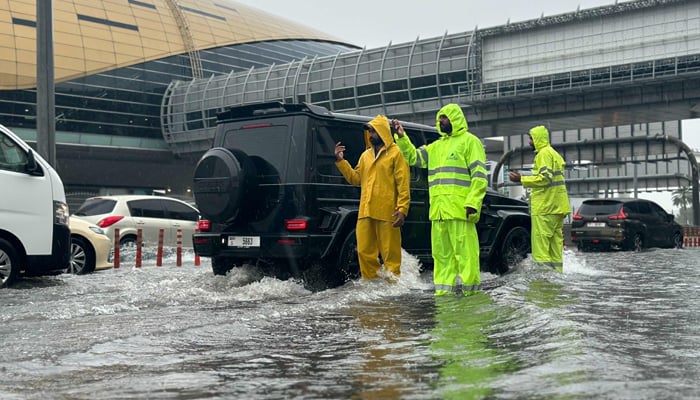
[193,147,256,222]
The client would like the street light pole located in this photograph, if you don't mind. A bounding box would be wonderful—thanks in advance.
[36,0,56,166]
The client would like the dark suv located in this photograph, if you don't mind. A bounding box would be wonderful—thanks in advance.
[192,102,531,289]
[571,198,684,252]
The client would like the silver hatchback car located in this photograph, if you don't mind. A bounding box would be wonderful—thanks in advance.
[72,195,200,249]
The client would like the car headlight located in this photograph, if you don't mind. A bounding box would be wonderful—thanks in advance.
[54,201,69,225]
[89,225,106,235]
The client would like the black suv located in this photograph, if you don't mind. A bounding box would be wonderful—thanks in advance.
[571,198,684,252]
[192,102,531,289]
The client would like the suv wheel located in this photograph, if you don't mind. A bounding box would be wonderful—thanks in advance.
[337,229,360,282]
[212,256,235,276]
[494,226,530,274]
[673,232,683,249]
[0,238,20,288]
[193,147,257,223]
[631,233,644,252]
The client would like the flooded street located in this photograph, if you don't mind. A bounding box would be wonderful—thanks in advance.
[1,248,699,399]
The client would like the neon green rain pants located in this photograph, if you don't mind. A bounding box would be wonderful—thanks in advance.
[432,219,480,295]
[531,214,566,272]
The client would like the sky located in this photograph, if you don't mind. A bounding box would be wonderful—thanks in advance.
[235,0,700,211]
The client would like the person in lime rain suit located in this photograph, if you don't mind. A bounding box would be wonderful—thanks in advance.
[393,104,488,295]
[335,115,410,280]
[509,125,571,272]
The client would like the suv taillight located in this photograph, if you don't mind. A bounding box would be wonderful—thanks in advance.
[97,215,124,228]
[572,209,582,220]
[609,208,627,220]
[197,219,211,232]
[285,219,307,231]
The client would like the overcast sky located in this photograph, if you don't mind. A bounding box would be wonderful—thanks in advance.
[236,0,621,48]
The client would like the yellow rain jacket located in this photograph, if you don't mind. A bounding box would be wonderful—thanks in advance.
[521,126,571,216]
[335,115,410,222]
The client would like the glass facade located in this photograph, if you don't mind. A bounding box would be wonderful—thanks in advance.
[0,0,356,144]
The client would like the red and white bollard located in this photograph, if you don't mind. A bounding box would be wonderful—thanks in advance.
[113,228,120,269]
[176,229,182,267]
[156,228,164,267]
[135,228,142,268]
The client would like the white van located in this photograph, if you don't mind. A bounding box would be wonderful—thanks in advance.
[0,124,70,287]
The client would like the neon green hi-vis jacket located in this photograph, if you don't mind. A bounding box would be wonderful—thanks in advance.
[520,125,571,216]
[394,104,488,223]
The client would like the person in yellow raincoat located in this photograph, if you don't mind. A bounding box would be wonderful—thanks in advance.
[509,125,571,272]
[335,115,410,280]
[393,104,488,295]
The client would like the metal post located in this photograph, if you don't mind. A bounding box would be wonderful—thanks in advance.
[36,0,56,166]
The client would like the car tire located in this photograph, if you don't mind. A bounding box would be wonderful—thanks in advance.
[337,229,360,283]
[494,226,530,275]
[212,256,235,276]
[193,147,257,223]
[0,238,20,288]
[119,235,137,250]
[673,232,683,249]
[70,236,96,275]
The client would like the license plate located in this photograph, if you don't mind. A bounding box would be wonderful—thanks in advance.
[227,236,260,248]
[587,222,605,228]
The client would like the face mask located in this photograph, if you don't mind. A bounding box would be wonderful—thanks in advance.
[369,135,383,146]
[440,120,453,135]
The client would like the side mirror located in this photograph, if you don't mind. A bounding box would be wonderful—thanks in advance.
[25,149,42,176]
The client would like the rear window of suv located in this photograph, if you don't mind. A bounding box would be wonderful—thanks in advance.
[73,198,116,216]
[578,201,623,216]
[223,125,291,183]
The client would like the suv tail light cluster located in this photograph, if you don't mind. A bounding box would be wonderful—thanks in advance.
[285,219,307,231]
[609,208,627,220]
[572,209,582,220]
[196,219,211,232]
[97,215,124,228]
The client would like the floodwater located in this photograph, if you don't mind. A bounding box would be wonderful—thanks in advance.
[1,247,699,399]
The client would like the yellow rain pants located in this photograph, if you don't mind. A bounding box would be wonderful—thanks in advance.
[356,217,402,279]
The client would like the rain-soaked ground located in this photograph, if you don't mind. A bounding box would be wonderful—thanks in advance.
[1,246,699,399]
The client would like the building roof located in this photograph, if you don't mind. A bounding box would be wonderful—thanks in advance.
[0,0,350,90]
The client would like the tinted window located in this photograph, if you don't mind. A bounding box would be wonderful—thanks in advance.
[74,198,117,216]
[223,124,291,182]
[163,200,199,221]
[578,201,623,216]
[128,199,166,218]
[316,121,365,178]
[648,202,668,218]
[635,202,651,214]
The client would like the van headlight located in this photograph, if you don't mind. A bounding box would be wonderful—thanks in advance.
[54,201,69,225]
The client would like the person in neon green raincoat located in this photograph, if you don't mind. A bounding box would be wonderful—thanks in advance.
[394,104,488,295]
[509,125,571,272]
[335,115,410,280]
